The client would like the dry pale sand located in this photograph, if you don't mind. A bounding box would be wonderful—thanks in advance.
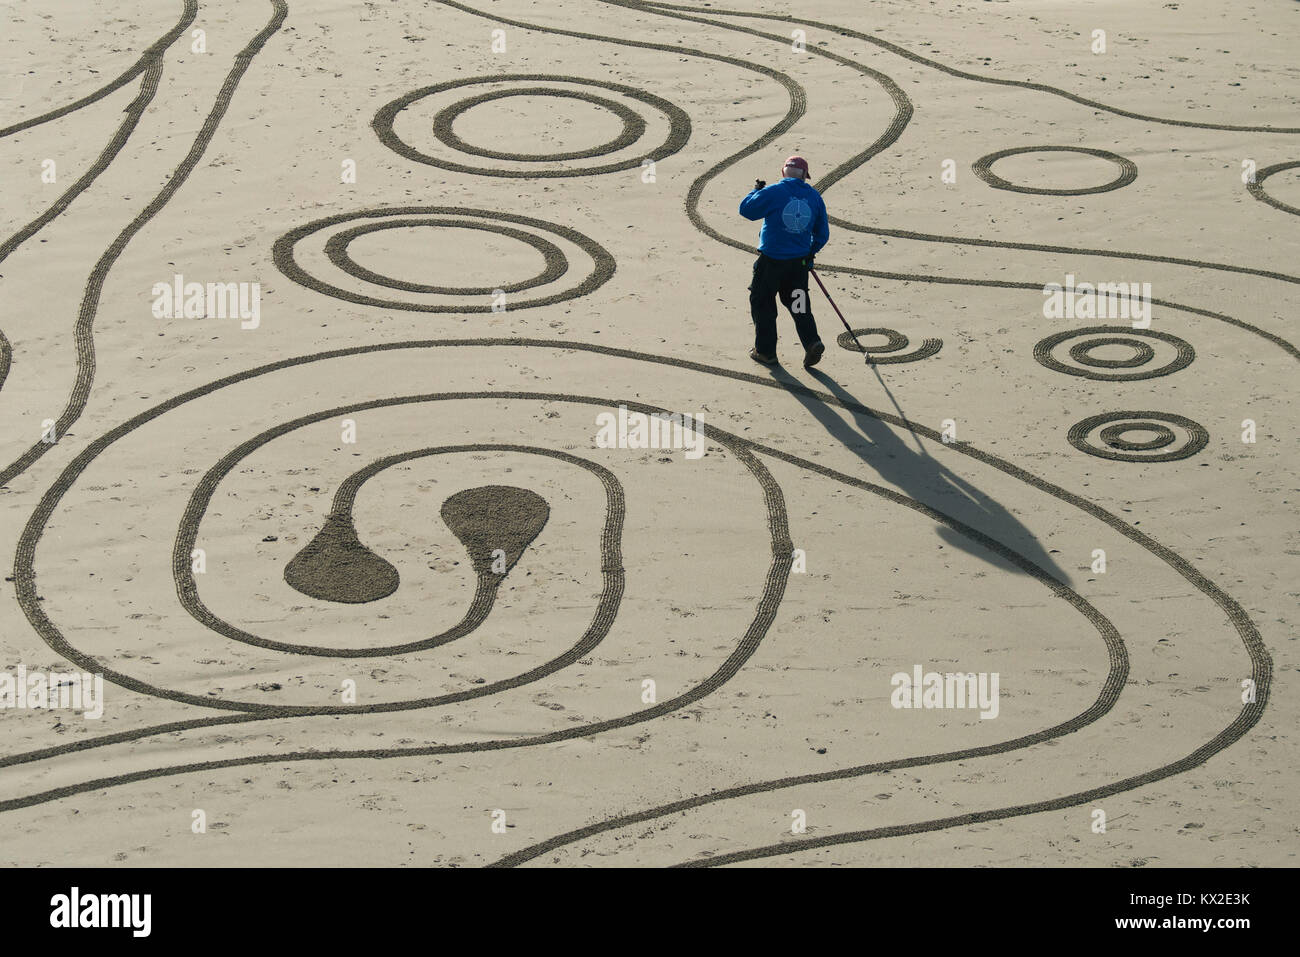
[0,0,1296,868]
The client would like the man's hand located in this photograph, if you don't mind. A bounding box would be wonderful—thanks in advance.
[803,253,815,269]
[754,178,766,190]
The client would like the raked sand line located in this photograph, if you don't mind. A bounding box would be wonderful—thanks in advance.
[0,1,193,408]
[0,0,287,489]
[0,0,196,139]
[0,53,166,404]
[635,0,1300,134]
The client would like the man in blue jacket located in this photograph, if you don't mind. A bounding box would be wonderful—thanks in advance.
[739,155,829,367]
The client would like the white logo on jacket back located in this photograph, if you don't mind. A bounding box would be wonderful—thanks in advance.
[781,197,812,233]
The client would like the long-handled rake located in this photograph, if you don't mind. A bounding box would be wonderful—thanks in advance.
[809,267,867,358]
[809,267,929,455]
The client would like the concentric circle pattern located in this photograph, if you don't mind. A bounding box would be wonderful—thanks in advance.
[835,327,942,362]
[372,74,691,177]
[972,145,1138,195]
[1067,411,1209,462]
[1034,326,1194,381]
[272,206,615,312]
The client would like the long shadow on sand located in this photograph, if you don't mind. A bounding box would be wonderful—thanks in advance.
[763,361,1070,585]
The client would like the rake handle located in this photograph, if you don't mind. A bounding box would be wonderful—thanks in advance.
[809,267,867,356]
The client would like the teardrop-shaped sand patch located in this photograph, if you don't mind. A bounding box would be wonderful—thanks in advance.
[284,512,400,603]
[440,485,550,576]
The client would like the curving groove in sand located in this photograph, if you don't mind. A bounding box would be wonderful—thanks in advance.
[0,0,1290,868]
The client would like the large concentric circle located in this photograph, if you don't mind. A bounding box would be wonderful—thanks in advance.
[1033,326,1194,381]
[835,327,942,363]
[972,146,1138,196]
[1067,411,1209,462]
[272,206,615,312]
[1246,159,1300,217]
[373,74,691,177]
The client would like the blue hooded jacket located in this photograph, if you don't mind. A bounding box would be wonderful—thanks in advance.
[739,176,829,261]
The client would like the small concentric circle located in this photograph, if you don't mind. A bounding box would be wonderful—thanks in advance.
[373,74,691,177]
[1034,326,1194,381]
[972,146,1138,196]
[1097,423,1176,451]
[1067,337,1156,369]
[835,327,942,363]
[1245,159,1300,217]
[272,206,614,312]
[1068,411,1208,462]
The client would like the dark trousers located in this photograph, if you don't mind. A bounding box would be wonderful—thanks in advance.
[748,253,821,355]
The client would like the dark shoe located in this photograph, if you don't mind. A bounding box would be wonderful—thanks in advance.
[803,340,825,368]
[750,348,778,365]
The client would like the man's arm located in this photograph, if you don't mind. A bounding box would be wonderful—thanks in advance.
[809,201,830,255]
[739,185,773,220]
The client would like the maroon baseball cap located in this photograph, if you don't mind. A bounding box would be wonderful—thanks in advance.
[783,155,810,177]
